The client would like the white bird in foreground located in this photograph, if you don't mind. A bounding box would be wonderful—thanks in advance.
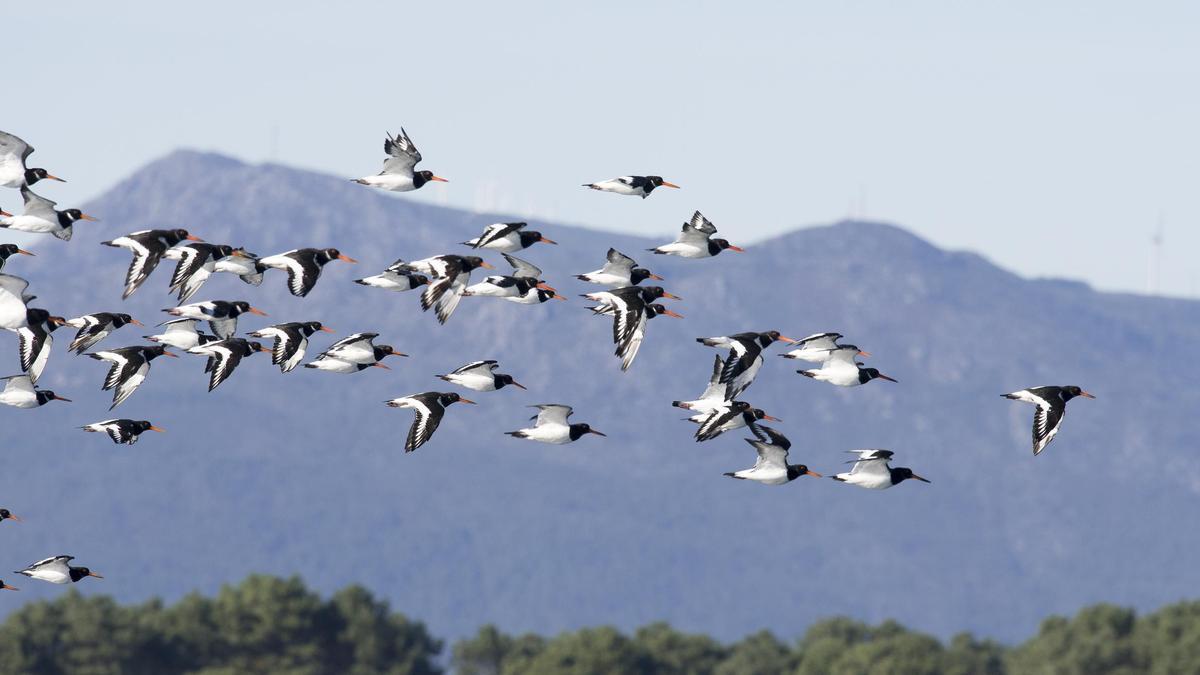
[354,259,430,292]
[830,450,930,490]
[1002,385,1096,455]
[248,321,334,373]
[0,187,98,241]
[14,555,102,585]
[461,222,557,252]
[724,425,821,485]
[796,347,896,387]
[0,130,65,188]
[672,355,730,414]
[0,374,69,409]
[505,404,606,445]
[352,128,447,192]
[575,248,663,288]
[779,332,860,363]
[649,211,742,258]
[437,360,526,392]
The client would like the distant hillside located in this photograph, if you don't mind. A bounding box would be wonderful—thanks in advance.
[0,150,1196,644]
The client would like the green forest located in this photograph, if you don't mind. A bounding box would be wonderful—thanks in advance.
[0,575,1196,675]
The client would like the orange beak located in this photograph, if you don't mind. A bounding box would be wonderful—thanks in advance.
[186,234,204,241]
[536,282,557,292]
[0,210,12,217]
[87,571,103,579]
[148,426,166,433]
[338,254,358,263]
[162,350,179,358]
[661,309,684,318]
[320,326,336,333]
[662,292,682,300]
[458,397,477,405]
[248,307,268,316]
[726,244,745,252]
[52,394,72,402]
[387,351,408,358]
[6,514,21,522]
[804,470,823,478]
[371,362,392,370]
[16,249,34,256]
[551,292,567,301]
[429,175,449,182]
[255,344,272,353]
[661,181,680,189]
[777,335,798,343]
[44,174,65,183]
[857,350,871,357]
[1080,391,1096,399]
[762,414,782,422]
[0,583,17,591]
[538,236,558,245]
[79,213,100,222]
[130,319,144,327]
[479,261,495,269]
[49,317,67,326]
[648,272,664,280]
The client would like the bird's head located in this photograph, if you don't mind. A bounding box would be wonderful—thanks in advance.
[630,268,663,285]
[646,176,680,189]
[714,238,744,253]
[497,374,527,390]
[789,464,822,480]
[62,209,99,223]
[0,244,34,258]
[572,423,607,438]
[1063,386,1096,400]
[417,170,448,183]
[25,167,65,186]
[173,228,202,243]
[323,248,357,264]
[231,301,268,317]
[0,580,17,591]
[647,304,684,319]
[135,421,166,434]
[38,391,71,405]
[72,567,103,581]
[763,331,797,345]
[442,392,475,406]
[0,509,20,523]
[304,321,335,335]
[750,408,782,423]
[893,467,930,484]
[376,345,407,359]
[863,368,897,383]
[115,313,143,328]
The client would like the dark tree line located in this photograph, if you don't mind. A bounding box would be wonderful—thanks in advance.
[0,575,1196,674]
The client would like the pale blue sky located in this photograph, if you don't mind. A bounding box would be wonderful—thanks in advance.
[10,1,1199,295]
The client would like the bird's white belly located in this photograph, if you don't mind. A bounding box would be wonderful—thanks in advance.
[3,215,56,233]
[0,391,35,408]
[523,424,570,444]
[361,174,416,191]
[446,373,495,391]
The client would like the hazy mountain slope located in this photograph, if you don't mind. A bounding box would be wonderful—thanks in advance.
[0,150,1195,644]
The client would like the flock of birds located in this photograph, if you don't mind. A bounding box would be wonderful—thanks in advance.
[0,126,1096,589]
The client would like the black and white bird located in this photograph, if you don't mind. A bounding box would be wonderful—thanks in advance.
[608,294,683,371]
[724,425,821,485]
[0,188,98,241]
[831,449,930,489]
[649,211,742,258]
[672,355,729,414]
[796,347,896,387]
[164,243,244,303]
[14,556,102,585]
[352,128,447,192]
[396,255,494,324]
[144,318,218,351]
[437,360,526,392]
[697,330,796,399]
[690,401,780,442]
[101,229,202,299]
[464,254,557,300]
[212,247,265,287]
[248,321,334,373]
[257,248,357,297]
[0,244,35,273]
[354,259,430,292]
[188,338,270,391]
[0,131,65,188]
[462,222,557,252]
[583,285,680,316]
[779,333,863,363]
[384,392,475,452]
[305,332,404,373]
[505,404,606,444]
[0,273,32,331]
[0,374,69,409]
[17,308,66,384]
[575,248,663,288]
[64,312,143,354]
[1002,385,1096,455]
[81,419,165,445]
[163,300,267,339]
[87,345,177,409]
[582,175,679,198]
